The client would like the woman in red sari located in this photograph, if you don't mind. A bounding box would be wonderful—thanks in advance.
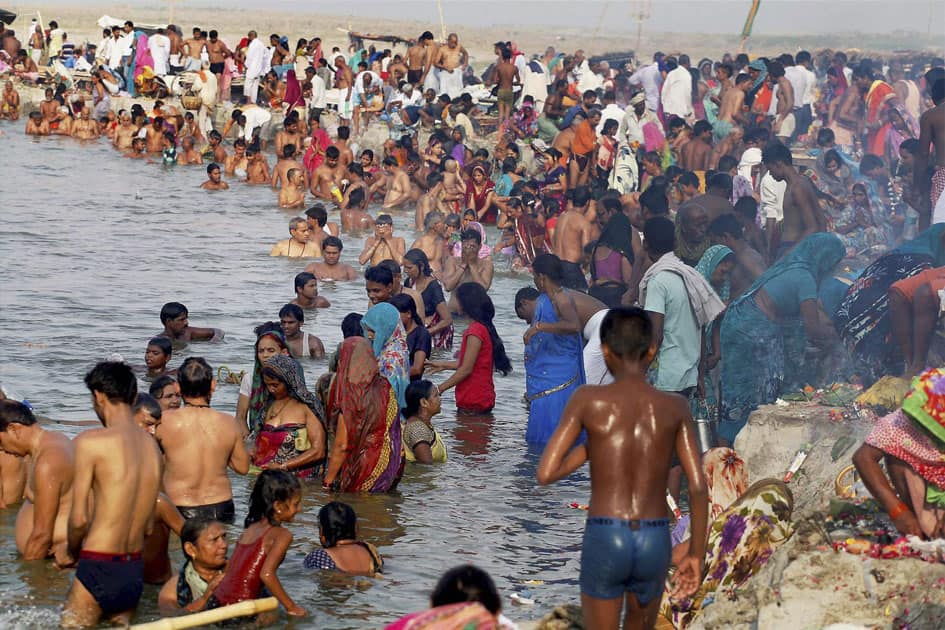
[464,164,497,224]
[863,72,896,157]
[302,115,330,175]
[323,337,405,493]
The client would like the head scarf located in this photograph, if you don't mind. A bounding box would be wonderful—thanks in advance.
[901,368,945,445]
[748,59,768,93]
[597,211,635,264]
[361,303,410,408]
[133,33,154,81]
[741,233,845,302]
[260,354,324,426]
[696,245,735,303]
[895,224,945,267]
[248,331,291,433]
[886,103,918,156]
[453,220,492,258]
[283,69,304,109]
[630,91,646,106]
[737,147,762,184]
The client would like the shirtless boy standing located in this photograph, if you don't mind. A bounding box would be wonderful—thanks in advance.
[0,401,74,561]
[156,358,250,517]
[762,142,826,259]
[538,307,708,630]
[58,362,163,628]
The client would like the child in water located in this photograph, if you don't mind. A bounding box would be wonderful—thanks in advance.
[303,501,383,575]
[208,470,306,617]
[402,380,447,463]
[161,131,178,166]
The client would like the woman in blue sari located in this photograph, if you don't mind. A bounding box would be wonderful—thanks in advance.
[523,255,586,445]
[719,233,845,444]
[695,245,735,420]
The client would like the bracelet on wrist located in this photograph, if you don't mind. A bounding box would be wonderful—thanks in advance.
[888,500,910,520]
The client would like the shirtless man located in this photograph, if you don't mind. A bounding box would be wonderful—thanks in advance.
[304,236,358,281]
[382,156,413,209]
[58,362,163,628]
[767,61,795,144]
[762,142,826,259]
[224,138,249,177]
[155,359,249,522]
[441,158,467,207]
[275,113,304,159]
[333,125,355,171]
[40,88,59,127]
[537,307,708,630]
[359,214,406,266]
[200,163,229,190]
[204,129,227,165]
[278,304,326,358]
[145,117,167,154]
[715,73,751,142]
[0,396,26,510]
[290,272,331,309]
[341,189,375,231]
[915,67,945,227]
[443,228,495,292]
[707,213,766,299]
[71,109,100,141]
[177,136,203,165]
[1,80,20,120]
[411,211,447,273]
[279,168,306,209]
[303,204,339,246]
[406,32,435,86]
[271,144,305,188]
[493,47,520,124]
[0,401,74,561]
[157,302,224,343]
[25,111,50,136]
[205,30,230,95]
[416,172,451,229]
[271,217,321,257]
[552,187,594,291]
[244,146,270,184]
[182,28,205,72]
[112,110,138,151]
[334,58,355,124]
[311,146,341,199]
[433,33,468,99]
[679,120,713,172]
[125,137,148,159]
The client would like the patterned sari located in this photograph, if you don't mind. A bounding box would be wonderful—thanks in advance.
[362,302,410,408]
[327,338,405,493]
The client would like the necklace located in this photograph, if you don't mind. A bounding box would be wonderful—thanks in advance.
[266,398,292,420]
[185,402,211,408]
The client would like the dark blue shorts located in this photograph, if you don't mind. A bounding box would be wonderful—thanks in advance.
[580,516,671,604]
[75,551,144,616]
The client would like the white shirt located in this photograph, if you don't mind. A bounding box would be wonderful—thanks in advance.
[240,105,272,141]
[96,37,113,64]
[800,66,817,107]
[761,172,787,223]
[629,62,662,112]
[108,37,124,69]
[660,66,693,119]
[392,89,422,108]
[244,38,267,79]
[117,32,134,58]
[309,74,327,109]
[617,108,659,148]
[596,103,625,135]
[783,66,807,110]
[149,33,170,76]
[353,70,383,95]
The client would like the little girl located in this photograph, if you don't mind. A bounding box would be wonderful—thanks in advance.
[402,380,447,463]
[303,502,383,575]
[208,470,305,617]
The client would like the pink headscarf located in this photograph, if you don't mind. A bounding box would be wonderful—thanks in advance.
[133,33,154,80]
[283,69,304,109]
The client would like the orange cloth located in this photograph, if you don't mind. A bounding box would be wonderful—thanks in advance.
[572,119,597,155]
[751,82,773,114]
[890,266,945,300]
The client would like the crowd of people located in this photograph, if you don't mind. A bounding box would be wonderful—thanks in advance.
[1,13,945,630]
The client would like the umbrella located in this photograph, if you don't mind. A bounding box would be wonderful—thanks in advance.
[0,9,16,25]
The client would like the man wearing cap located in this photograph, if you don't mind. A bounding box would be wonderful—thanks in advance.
[853,368,945,538]
[610,92,657,194]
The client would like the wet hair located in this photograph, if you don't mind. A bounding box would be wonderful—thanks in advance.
[160,302,188,324]
[347,187,365,207]
[347,162,364,178]
[326,146,340,159]
[431,565,502,615]
[403,379,437,418]
[0,400,37,432]
[364,265,394,286]
[341,313,364,338]
[323,236,343,251]
[279,303,305,322]
[209,130,222,142]
[338,125,350,140]
[717,155,738,174]
[643,217,676,255]
[532,253,563,283]
[570,185,592,208]
[514,286,540,312]
[404,249,433,277]
[390,293,423,327]
[693,120,713,137]
[462,208,477,221]
[84,361,138,404]
[304,204,328,226]
[600,306,652,360]
[360,148,374,161]
[180,518,219,560]
[717,62,733,77]
[460,228,482,247]
[734,73,752,86]
[639,187,669,215]
[455,283,511,375]
[708,213,744,239]
[677,171,699,189]
[245,469,301,528]
[254,321,283,338]
[177,357,213,399]
[767,60,785,78]
[899,138,919,155]
[376,213,394,226]
[282,144,296,158]
[147,337,172,358]
[133,393,162,422]
[762,142,792,166]
[294,272,316,292]
[318,501,358,547]
[816,127,835,148]
[149,375,177,398]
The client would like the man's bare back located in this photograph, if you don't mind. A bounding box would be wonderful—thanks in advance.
[554,209,591,264]
[15,428,74,560]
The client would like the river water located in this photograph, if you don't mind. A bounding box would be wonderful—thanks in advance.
[0,126,591,628]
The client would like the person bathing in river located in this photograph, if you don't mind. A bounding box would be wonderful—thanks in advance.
[157,302,224,343]
[200,163,229,190]
[278,303,326,359]
[144,337,174,379]
[290,272,331,309]
[303,501,383,574]
[402,380,448,464]
[158,518,229,613]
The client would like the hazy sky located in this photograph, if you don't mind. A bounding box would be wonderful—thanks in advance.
[26,0,945,35]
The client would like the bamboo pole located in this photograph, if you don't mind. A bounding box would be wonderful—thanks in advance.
[130,597,278,630]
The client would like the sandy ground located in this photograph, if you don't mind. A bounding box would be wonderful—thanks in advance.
[8,3,944,68]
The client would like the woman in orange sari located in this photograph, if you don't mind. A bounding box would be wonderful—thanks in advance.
[323,337,405,493]
[864,72,896,157]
